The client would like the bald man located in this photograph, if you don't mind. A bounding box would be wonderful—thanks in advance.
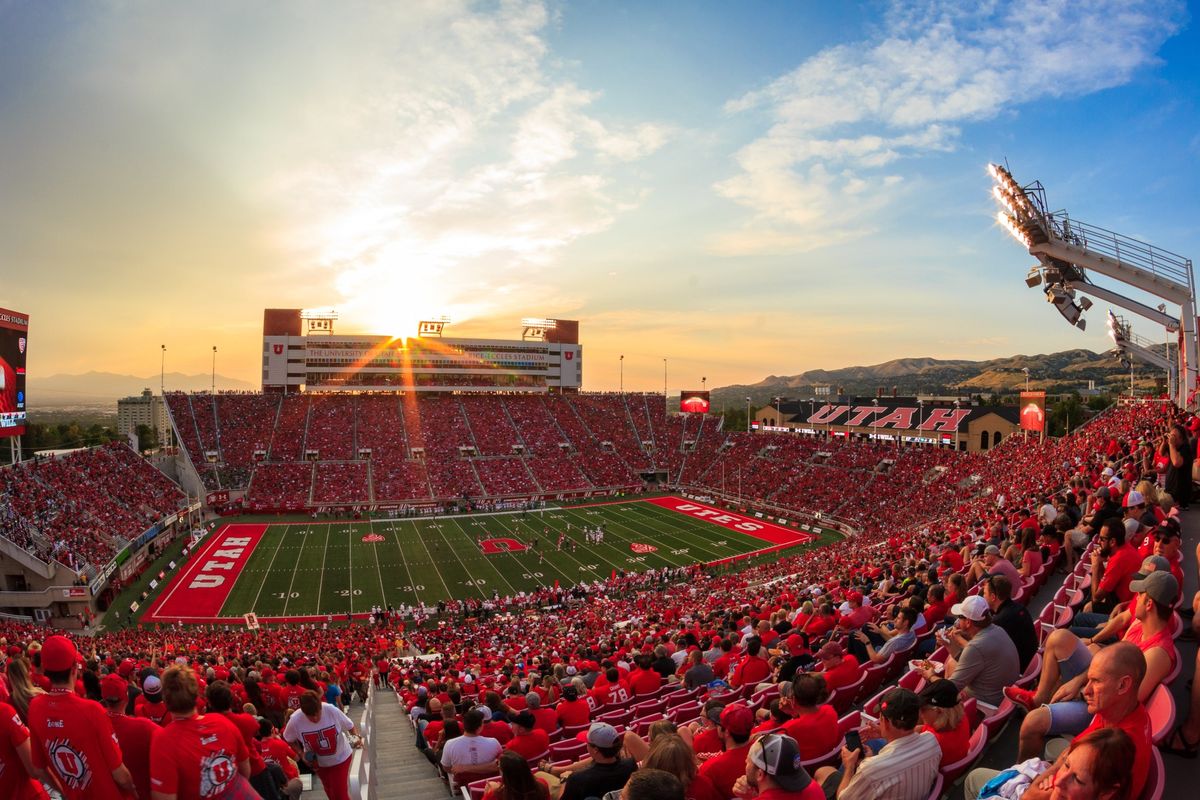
[966,642,1152,800]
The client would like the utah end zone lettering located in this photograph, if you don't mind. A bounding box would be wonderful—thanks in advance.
[189,537,253,589]
[671,503,764,532]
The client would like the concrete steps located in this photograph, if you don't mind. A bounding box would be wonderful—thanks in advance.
[371,690,453,799]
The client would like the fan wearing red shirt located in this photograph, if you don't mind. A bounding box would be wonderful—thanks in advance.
[729,639,772,688]
[99,673,158,800]
[555,686,590,729]
[134,675,169,727]
[26,636,136,800]
[503,712,550,760]
[697,703,755,800]
[810,640,863,692]
[779,675,840,761]
[0,699,50,800]
[149,665,251,800]
[1089,518,1142,613]
[627,655,662,696]
[206,681,274,798]
[281,671,307,712]
[588,669,631,708]
[258,720,302,800]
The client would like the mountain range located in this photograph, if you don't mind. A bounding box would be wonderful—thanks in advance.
[709,347,1158,409]
[28,371,256,407]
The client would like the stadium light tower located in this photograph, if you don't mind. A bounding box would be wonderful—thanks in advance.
[988,162,1197,407]
[1106,310,1171,392]
[745,396,752,432]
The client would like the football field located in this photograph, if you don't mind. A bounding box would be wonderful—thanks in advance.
[141,497,834,624]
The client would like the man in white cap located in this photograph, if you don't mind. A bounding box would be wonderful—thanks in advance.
[918,594,1019,706]
[552,722,637,800]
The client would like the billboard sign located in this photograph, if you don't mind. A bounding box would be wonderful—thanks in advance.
[0,308,28,437]
[680,390,710,413]
[1019,391,1046,432]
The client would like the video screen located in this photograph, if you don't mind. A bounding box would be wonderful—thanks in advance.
[680,390,710,414]
[0,308,29,437]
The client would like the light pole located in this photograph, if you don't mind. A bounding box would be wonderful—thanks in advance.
[1021,367,1030,393]
[745,397,752,433]
[663,358,667,407]
[211,346,217,395]
[917,399,924,448]
[619,354,624,393]
[774,396,782,430]
[161,344,166,394]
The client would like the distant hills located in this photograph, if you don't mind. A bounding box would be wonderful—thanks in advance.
[28,371,256,407]
[710,348,1153,409]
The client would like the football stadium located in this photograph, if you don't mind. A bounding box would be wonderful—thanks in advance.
[3,5,1200,800]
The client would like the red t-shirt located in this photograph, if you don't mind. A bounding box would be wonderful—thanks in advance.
[1075,705,1152,798]
[628,669,661,696]
[780,705,840,760]
[730,655,771,688]
[556,699,590,728]
[27,691,127,800]
[697,742,751,800]
[108,713,158,800]
[504,729,550,760]
[921,713,970,767]
[214,711,267,775]
[691,726,722,757]
[134,696,169,727]
[1099,544,1142,603]
[150,714,249,800]
[261,736,299,780]
[819,656,864,691]
[282,685,307,712]
[480,720,514,745]
[0,701,49,800]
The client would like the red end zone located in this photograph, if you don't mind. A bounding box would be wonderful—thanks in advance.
[143,524,266,623]
[645,496,815,565]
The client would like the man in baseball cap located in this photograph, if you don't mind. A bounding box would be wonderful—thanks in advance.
[814,688,941,800]
[552,721,637,800]
[100,673,158,800]
[698,703,756,799]
[920,594,1019,707]
[26,636,136,800]
[741,732,817,798]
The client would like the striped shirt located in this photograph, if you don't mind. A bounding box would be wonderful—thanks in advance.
[839,731,941,800]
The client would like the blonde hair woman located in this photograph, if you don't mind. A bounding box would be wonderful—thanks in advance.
[5,656,44,721]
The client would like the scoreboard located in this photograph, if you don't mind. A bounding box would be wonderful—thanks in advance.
[0,308,28,437]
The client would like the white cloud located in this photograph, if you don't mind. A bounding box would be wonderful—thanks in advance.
[715,0,1184,255]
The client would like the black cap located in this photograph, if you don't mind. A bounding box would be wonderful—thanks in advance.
[918,679,959,710]
[879,688,921,729]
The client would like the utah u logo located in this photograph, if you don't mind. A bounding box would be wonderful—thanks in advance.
[302,725,339,756]
[479,537,529,554]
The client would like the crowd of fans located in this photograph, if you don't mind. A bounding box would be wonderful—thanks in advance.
[0,442,185,570]
[0,397,1197,800]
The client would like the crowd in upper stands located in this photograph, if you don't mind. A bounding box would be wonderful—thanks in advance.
[0,442,185,571]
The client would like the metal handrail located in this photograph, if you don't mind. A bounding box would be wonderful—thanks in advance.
[1046,213,1192,288]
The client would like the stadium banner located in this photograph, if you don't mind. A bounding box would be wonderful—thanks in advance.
[680,390,710,413]
[1019,391,1047,432]
[0,307,29,437]
[802,403,971,432]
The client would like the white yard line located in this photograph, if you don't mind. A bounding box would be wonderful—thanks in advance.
[369,519,388,606]
[450,516,545,592]
[389,522,424,607]
[413,521,459,599]
[249,525,291,613]
[281,526,312,616]
[439,517,509,596]
[315,525,331,615]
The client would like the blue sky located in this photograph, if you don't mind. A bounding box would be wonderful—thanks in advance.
[1,1,1197,392]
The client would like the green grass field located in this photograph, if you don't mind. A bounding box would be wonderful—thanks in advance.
[141,497,837,623]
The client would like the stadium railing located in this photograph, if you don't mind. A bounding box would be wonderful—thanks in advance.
[350,680,377,800]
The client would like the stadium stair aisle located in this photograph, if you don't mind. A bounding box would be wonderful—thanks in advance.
[374,692,451,799]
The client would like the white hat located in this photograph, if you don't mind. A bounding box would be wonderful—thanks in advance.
[1123,490,1145,507]
[950,595,990,623]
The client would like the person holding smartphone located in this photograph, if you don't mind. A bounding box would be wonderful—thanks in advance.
[811,688,941,800]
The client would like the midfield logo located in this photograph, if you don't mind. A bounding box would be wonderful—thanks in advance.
[629,542,657,554]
